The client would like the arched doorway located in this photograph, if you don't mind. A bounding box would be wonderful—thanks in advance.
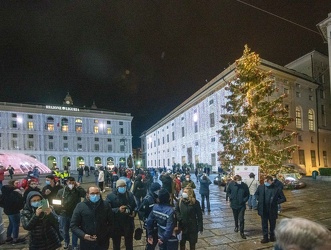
[77,157,85,168]
[119,157,126,167]
[47,156,57,169]
[107,157,114,169]
[62,156,71,170]
[94,157,102,168]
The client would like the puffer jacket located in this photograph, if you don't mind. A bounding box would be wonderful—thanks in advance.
[226,181,250,209]
[146,203,176,243]
[21,191,62,250]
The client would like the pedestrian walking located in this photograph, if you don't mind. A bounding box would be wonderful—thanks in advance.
[247,172,259,210]
[77,166,84,183]
[7,165,15,179]
[106,179,137,250]
[70,186,114,250]
[199,173,212,212]
[226,174,249,239]
[84,165,90,177]
[0,165,8,189]
[255,175,286,243]
[176,187,203,250]
[98,167,105,192]
[55,177,86,250]
[21,191,63,250]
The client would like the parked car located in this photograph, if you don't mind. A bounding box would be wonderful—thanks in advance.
[277,165,306,189]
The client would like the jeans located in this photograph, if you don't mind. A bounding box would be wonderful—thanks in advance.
[7,214,20,239]
[201,194,210,211]
[261,213,276,239]
[248,195,257,209]
[59,215,78,247]
[77,174,83,183]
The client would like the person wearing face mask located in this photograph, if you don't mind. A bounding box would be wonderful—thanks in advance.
[106,179,137,250]
[175,187,203,250]
[23,179,42,204]
[56,177,86,250]
[42,175,63,204]
[174,174,182,199]
[181,174,196,190]
[21,191,63,249]
[132,174,146,209]
[255,175,286,244]
[226,175,249,239]
[71,186,114,250]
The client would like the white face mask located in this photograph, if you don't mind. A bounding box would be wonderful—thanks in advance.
[68,184,74,190]
[186,178,190,181]
[236,181,242,185]
[182,193,188,199]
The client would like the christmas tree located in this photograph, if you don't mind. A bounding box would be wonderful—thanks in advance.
[217,45,298,175]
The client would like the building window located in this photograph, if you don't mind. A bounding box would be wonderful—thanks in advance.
[298,134,302,141]
[211,137,216,142]
[12,134,17,138]
[107,120,111,124]
[12,113,17,118]
[27,121,34,130]
[94,126,99,134]
[12,121,17,128]
[28,114,33,119]
[172,131,175,141]
[284,88,289,95]
[167,134,169,142]
[108,144,112,152]
[77,144,82,151]
[107,128,112,134]
[107,138,112,142]
[211,153,216,166]
[158,139,160,146]
[320,89,325,99]
[295,107,302,129]
[195,141,199,146]
[63,143,68,150]
[309,95,313,101]
[95,138,99,142]
[49,142,54,150]
[308,109,315,131]
[182,127,185,137]
[311,136,314,143]
[94,144,99,151]
[120,145,125,152]
[94,119,98,124]
[296,92,301,98]
[12,140,18,149]
[298,150,305,165]
[194,122,198,133]
[209,99,214,105]
[28,141,34,149]
[120,128,124,134]
[75,118,83,133]
[63,136,68,140]
[311,150,316,167]
[28,134,33,139]
[61,118,69,132]
[119,121,123,125]
[210,113,215,127]
[49,136,53,140]
[77,137,81,141]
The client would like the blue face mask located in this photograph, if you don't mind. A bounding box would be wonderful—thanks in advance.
[264,182,271,187]
[89,194,100,203]
[31,201,41,208]
[45,180,51,185]
[118,187,126,194]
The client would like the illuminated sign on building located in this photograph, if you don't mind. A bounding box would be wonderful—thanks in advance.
[45,105,80,112]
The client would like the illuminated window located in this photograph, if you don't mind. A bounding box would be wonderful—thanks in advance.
[61,118,69,132]
[94,119,99,124]
[308,109,315,131]
[48,124,54,131]
[107,127,112,134]
[27,121,34,130]
[75,118,82,133]
[295,106,302,129]
[46,117,54,131]
[94,126,99,134]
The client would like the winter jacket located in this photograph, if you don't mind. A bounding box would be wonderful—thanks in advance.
[199,177,211,196]
[133,175,146,198]
[175,198,203,244]
[147,203,176,243]
[226,181,250,209]
[182,180,196,189]
[70,197,114,249]
[106,189,136,235]
[41,184,63,204]
[138,190,157,222]
[160,174,173,194]
[255,183,286,220]
[55,185,86,217]
[1,185,24,215]
[21,191,62,250]
[23,186,42,204]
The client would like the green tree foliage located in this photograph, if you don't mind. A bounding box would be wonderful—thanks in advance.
[217,45,298,174]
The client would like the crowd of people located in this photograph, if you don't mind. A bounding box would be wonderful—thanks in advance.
[0,165,329,250]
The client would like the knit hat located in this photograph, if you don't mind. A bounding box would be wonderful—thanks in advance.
[158,188,170,204]
[116,179,126,187]
[150,182,161,193]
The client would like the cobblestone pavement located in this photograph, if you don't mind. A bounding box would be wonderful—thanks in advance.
[0,174,330,250]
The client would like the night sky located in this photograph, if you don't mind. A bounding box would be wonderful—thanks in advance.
[1,1,330,147]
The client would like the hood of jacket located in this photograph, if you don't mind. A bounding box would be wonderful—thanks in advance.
[25,191,43,209]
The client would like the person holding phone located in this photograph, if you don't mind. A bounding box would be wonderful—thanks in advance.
[21,191,63,250]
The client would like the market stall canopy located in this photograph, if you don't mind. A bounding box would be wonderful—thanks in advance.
[0,153,51,174]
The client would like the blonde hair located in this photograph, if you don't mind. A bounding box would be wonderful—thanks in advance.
[275,217,331,250]
[183,187,196,205]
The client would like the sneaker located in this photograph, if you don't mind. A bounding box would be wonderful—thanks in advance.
[12,238,26,245]
[64,242,69,249]
[270,236,276,242]
[240,233,247,239]
[5,237,13,243]
[261,238,269,244]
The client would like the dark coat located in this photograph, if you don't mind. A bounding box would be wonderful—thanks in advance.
[160,174,173,193]
[255,183,286,220]
[175,199,203,244]
[199,177,211,196]
[55,185,86,217]
[1,185,24,215]
[133,175,146,198]
[106,189,137,235]
[21,191,62,250]
[70,198,114,250]
[226,181,250,209]
[41,184,63,204]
